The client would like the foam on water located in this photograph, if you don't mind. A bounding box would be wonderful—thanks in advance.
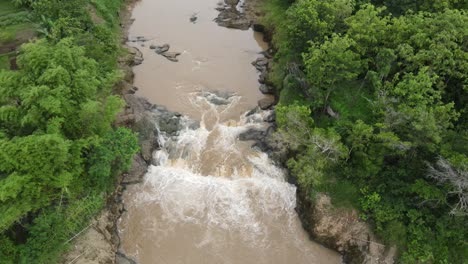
[136,92,297,242]
[120,91,342,263]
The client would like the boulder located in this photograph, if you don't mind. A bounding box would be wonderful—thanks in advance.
[133,113,159,162]
[122,154,147,184]
[258,71,267,84]
[259,84,275,95]
[239,129,265,141]
[252,23,266,33]
[258,97,275,110]
[252,57,269,67]
[127,47,143,66]
[215,8,251,30]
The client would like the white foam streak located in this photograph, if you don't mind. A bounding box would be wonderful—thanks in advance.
[139,91,299,247]
[140,164,296,241]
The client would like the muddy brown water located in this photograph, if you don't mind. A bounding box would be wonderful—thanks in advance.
[118,0,342,263]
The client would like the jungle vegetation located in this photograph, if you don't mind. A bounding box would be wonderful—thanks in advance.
[0,0,138,262]
[263,0,468,262]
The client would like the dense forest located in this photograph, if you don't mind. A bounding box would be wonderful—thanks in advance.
[0,0,138,262]
[263,0,467,262]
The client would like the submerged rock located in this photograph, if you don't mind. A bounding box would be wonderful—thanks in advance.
[190,13,198,23]
[162,51,181,62]
[202,90,234,105]
[116,251,138,264]
[154,44,170,54]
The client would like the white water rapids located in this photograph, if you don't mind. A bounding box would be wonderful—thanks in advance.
[119,92,342,264]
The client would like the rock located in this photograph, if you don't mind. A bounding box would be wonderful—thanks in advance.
[252,23,266,32]
[154,44,170,54]
[115,113,136,125]
[258,71,267,84]
[190,13,198,23]
[123,94,153,117]
[122,154,147,184]
[202,91,233,105]
[259,50,273,59]
[136,36,147,41]
[216,17,251,30]
[296,191,397,264]
[239,128,265,141]
[259,84,275,95]
[258,97,275,110]
[215,8,251,30]
[224,0,240,6]
[252,57,269,67]
[149,44,157,49]
[264,111,275,123]
[162,51,181,62]
[121,65,134,82]
[157,115,181,134]
[246,106,260,117]
[116,252,138,264]
[133,113,159,162]
[128,47,143,66]
[208,97,230,105]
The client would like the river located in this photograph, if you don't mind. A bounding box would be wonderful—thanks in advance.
[117,0,342,263]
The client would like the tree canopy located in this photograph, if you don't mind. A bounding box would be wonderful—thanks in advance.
[0,0,138,262]
[264,0,468,262]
